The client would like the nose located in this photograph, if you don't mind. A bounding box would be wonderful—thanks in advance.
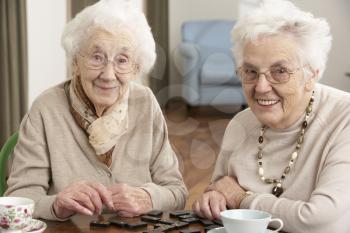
[100,61,116,81]
[255,74,272,93]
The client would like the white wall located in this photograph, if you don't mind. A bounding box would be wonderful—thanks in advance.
[27,0,67,107]
[291,0,350,92]
[168,0,239,98]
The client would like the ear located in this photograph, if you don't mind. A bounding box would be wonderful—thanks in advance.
[129,64,141,79]
[72,57,80,77]
[133,64,141,75]
[305,68,318,92]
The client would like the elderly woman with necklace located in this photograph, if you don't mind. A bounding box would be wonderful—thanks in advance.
[193,0,350,232]
[5,0,188,220]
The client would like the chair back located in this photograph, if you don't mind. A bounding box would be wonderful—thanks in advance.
[182,20,235,49]
[0,132,18,196]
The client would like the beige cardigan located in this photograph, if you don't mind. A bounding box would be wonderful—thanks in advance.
[5,81,188,221]
[212,84,350,233]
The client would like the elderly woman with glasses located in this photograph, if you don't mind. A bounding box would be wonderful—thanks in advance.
[5,0,187,220]
[193,0,350,232]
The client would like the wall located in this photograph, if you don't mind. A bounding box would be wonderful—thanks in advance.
[291,0,350,92]
[168,0,239,99]
[27,0,67,107]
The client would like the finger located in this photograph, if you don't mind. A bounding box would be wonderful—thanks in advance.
[64,183,101,214]
[111,193,129,206]
[81,187,103,214]
[219,197,227,212]
[199,194,214,220]
[110,185,148,215]
[110,188,134,208]
[89,182,114,210]
[192,201,204,218]
[111,191,129,202]
[61,197,93,216]
[209,195,221,220]
[111,192,132,213]
[72,191,96,214]
[112,196,136,213]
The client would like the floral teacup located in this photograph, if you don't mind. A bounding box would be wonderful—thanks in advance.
[0,197,34,233]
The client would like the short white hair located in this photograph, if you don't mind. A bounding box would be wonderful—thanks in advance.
[61,0,156,75]
[232,0,332,79]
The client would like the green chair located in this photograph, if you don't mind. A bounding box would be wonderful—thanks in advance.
[0,132,18,196]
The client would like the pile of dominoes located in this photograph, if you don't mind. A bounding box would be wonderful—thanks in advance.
[90,210,223,232]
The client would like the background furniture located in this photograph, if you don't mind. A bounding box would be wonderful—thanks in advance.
[0,132,18,196]
[177,20,246,107]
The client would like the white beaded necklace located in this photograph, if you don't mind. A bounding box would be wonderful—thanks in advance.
[257,92,315,197]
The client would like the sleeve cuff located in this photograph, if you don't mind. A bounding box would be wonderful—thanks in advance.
[140,182,186,210]
[140,183,163,210]
[240,193,275,209]
[240,193,258,209]
[35,195,71,221]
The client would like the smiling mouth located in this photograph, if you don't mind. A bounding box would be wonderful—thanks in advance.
[94,84,117,90]
[256,99,280,106]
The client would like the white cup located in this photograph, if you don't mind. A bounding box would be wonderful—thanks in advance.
[220,209,283,233]
[0,197,34,233]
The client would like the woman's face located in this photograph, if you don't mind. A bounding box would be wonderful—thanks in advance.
[75,28,137,112]
[241,34,316,129]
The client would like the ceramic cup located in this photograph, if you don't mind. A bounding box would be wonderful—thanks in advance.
[220,209,283,233]
[0,197,35,233]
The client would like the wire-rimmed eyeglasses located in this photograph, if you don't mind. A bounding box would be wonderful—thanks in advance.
[236,66,303,84]
[79,51,136,74]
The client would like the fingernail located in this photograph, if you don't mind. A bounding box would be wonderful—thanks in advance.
[86,210,93,216]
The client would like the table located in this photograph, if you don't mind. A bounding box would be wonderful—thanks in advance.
[44,213,207,233]
[43,212,285,233]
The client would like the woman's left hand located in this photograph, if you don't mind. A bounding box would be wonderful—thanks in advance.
[108,183,152,217]
[206,176,246,209]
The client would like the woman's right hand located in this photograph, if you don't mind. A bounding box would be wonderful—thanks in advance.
[53,181,114,219]
[192,190,227,220]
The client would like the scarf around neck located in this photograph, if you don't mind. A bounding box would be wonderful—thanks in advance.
[64,78,129,167]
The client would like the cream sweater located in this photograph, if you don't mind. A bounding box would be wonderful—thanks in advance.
[5,81,188,221]
[213,84,350,233]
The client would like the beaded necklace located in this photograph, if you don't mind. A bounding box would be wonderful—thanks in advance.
[257,92,315,197]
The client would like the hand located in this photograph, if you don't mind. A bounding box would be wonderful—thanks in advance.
[192,190,227,220]
[108,183,152,217]
[206,176,245,209]
[53,181,114,219]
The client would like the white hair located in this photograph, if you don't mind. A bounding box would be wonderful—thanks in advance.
[61,0,156,75]
[232,0,332,79]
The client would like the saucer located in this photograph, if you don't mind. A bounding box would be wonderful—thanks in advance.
[22,219,47,233]
[207,226,277,233]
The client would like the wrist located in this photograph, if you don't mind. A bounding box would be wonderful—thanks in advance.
[53,200,74,219]
[235,191,254,208]
[139,188,153,211]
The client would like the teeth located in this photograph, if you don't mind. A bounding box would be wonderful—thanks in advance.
[257,99,279,106]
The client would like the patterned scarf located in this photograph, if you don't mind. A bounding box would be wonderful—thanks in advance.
[64,77,129,167]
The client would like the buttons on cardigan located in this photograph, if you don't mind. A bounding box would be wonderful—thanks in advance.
[107,172,112,177]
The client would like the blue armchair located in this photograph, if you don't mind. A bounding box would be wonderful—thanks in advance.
[176,20,246,107]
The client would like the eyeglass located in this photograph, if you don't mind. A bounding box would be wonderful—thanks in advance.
[79,51,135,74]
[236,66,303,84]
